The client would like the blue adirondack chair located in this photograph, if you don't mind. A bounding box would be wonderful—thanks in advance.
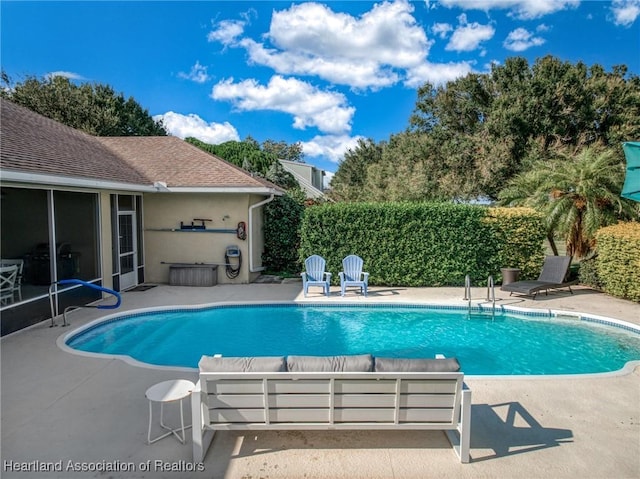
[301,255,332,297]
[339,255,369,297]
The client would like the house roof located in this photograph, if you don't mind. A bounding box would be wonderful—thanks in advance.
[0,99,150,187]
[96,136,278,190]
[278,159,326,200]
[1,99,281,194]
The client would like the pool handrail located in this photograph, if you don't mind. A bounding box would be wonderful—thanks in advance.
[49,279,121,327]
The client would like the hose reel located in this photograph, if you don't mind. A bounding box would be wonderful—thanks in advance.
[225,245,242,279]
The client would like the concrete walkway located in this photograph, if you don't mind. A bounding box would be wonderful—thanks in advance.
[1,283,639,478]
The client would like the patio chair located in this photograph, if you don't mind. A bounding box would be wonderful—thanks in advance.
[301,255,332,297]
[501,255,577,299]
[339,255,369,297]
[0,259,23,302]
[0,264,19,305]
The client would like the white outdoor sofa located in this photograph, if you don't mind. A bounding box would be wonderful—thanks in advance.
[191,354,471,463]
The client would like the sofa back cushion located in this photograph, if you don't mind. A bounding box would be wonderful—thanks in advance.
[198,356,286,372]
[374,357,461,372]
[287,354,374,372]
[198,355,460,373]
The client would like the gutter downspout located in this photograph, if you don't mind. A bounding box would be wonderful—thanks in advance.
[248,194,275,272]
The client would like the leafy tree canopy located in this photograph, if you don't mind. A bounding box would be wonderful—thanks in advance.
[331,55,640,202]
[328,138,384,201]
[262,139,304,162]
[498,145,637,258]
[410,56,640,199]
[1,72,167,136]
[185,137,299,191]
[187,137,276,174]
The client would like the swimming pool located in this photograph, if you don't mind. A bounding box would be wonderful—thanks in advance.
[64,303,640,375]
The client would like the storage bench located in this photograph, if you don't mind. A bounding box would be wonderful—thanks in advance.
[169,264,218,287]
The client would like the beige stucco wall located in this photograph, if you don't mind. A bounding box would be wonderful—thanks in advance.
[99,192,114,290]
[142,192,269,284]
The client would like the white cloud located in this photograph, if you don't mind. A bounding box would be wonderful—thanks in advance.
[323,170,334,189]
[46,71,86,80]
[446,14,495,52]
[503,27,546,51]
[611,0,640,26]
[178,61,211,84]
[301,134,363,163]
[267,1,428,68]
[439,0,580,20]
[207,19,246,45]
[239,38,400,90]
[209,0,435,90]
[432,22,453,39]
[405,60,474,87]
[154,111,239,144]
[211,75,355,135]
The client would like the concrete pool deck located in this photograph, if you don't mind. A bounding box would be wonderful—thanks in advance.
[1,283,639,478]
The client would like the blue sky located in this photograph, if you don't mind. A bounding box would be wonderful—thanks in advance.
[2,1,639,178]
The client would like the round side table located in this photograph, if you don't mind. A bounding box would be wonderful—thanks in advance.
[145,379,195,444]
[500,268,521,288]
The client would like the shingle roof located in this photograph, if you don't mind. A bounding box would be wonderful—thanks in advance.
[1,99,281,192]
[0,99,150,185]
[96,136,277,189]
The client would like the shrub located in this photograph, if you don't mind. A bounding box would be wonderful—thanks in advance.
[578,257,602,289]
[299,203,545,286]
[595,222,640,302]
[262,193,305,273]
[484,207,546,280]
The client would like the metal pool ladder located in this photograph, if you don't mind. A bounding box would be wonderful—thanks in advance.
[486,275,496,303]
[464,275,472,308]
[464,274,497,317]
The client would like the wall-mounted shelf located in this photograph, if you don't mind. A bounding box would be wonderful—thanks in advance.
[145,228,237,234]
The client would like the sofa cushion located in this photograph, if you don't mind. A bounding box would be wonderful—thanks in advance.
[374,357,461,372]
[198,356,286,372]
[287,354,374,372]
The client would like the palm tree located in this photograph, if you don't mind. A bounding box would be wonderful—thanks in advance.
[498,146,636,258]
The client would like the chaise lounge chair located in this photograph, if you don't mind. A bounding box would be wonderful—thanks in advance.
[501,255,577,299]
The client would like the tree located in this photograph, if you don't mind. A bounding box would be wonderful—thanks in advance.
[365,132,447,201]
[1,73,167,136]
[328,138,384,201]
[185,137,299,190]
[262,139,304,162]
[265,161,299,190]
[498,146,636,258]
[187,137,275,173]
[407,56,640,200]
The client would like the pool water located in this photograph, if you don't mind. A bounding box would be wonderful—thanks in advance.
[66,304,640,375]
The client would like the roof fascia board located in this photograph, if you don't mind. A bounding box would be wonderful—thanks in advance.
[164,186,283,195]
[0,170,155,192]
[1,171,283,195]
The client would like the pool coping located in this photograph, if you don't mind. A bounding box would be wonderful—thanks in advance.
[56,300,640,379]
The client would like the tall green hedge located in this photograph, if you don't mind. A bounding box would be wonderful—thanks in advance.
[483,207,546,280]
[262,194,305,272]
[595,222,640,302]
[299,203,544,286]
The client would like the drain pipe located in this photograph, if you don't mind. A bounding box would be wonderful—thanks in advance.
[248,194,276,272]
